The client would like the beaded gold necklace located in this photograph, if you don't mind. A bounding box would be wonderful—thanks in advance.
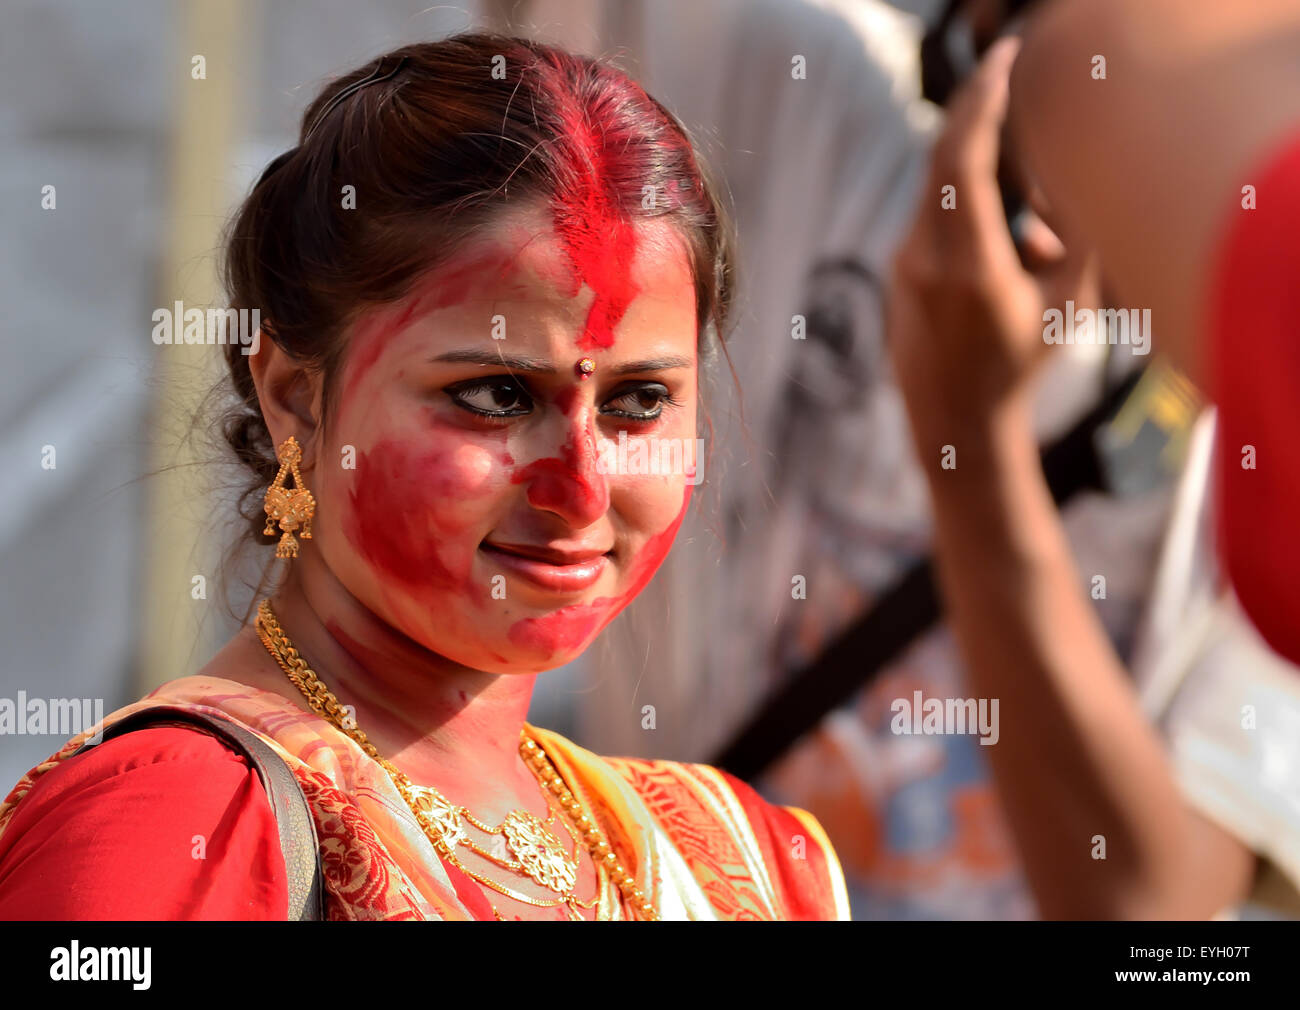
[254,600,657,921]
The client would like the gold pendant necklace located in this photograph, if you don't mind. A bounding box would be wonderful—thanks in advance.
[397,772,579,894]
[254,599,658,921]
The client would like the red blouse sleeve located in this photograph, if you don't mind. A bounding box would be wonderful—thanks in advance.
[1209,129,1300,669]
[0,726,289,920]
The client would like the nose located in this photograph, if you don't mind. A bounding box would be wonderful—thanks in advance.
[513,401,610,528]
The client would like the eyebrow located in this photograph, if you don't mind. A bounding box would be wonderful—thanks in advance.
[429,349,695,375]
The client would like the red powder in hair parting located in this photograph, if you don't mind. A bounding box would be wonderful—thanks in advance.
[549,104,640,351]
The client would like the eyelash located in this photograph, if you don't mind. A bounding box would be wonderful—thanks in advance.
[446,377,681,422]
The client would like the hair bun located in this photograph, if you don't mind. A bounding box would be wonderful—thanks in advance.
[254,149,297,189]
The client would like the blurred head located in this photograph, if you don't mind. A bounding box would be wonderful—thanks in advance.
[222,34,735,674]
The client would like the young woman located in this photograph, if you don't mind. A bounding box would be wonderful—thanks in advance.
[0,34,849,921]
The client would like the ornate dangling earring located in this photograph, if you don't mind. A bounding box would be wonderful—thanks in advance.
[263,435,315,559]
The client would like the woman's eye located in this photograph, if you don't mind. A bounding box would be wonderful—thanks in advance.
[447,378,532,417]
[603,384,673,421]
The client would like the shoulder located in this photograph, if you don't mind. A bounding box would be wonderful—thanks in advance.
[0,725,287,920]
[602,753,851,920]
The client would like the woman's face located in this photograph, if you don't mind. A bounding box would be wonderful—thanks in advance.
[309,204,700,674]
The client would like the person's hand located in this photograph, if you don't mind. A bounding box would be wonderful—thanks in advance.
[888,36,1097,448]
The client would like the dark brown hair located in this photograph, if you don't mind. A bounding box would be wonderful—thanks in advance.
[220,32,738,543]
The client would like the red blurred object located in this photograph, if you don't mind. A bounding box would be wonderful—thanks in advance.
[1210,130,1300,668]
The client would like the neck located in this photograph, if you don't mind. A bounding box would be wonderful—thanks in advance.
[262,554,544,821]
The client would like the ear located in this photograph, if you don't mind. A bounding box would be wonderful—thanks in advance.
[247,333,325,470]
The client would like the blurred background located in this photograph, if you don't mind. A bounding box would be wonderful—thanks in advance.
[3,0,1298,921]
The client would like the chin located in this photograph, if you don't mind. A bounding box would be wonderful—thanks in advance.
[426,603,608,675]
[472,635,592,676]
[496,601,612,671]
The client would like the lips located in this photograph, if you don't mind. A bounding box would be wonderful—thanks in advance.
[480,541,611,593]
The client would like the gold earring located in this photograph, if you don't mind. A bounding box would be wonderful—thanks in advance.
[263,435,315,559]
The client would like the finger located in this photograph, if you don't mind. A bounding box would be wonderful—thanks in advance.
[1029,247,1098,375]
[925,37,1024,269]
[1014,207,1067,271]
[1038,244,1102,325]
[943,36,1021,177]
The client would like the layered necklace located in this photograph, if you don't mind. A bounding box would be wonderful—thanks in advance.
[254,600,657,921]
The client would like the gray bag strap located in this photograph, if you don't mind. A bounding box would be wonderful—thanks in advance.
[71,704,325,920]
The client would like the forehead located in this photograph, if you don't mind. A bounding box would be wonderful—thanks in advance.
[426,204,696,341]
[338,204,700,396]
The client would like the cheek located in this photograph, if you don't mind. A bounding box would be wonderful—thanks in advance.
[342,436,500,596]
[505,479,692,656]
[619,477,693,597]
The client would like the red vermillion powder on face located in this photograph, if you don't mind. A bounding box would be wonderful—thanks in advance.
[505,483,692,657]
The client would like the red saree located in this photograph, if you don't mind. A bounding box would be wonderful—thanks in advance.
[0,676,849,921]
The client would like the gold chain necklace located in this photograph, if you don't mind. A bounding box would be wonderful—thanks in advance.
[254,599,658,921]
[254,601,587,916]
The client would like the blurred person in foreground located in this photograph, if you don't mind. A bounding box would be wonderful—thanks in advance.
[876,19,1300,918]
[747,0,1300,921]
[1008,0,1300,672]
